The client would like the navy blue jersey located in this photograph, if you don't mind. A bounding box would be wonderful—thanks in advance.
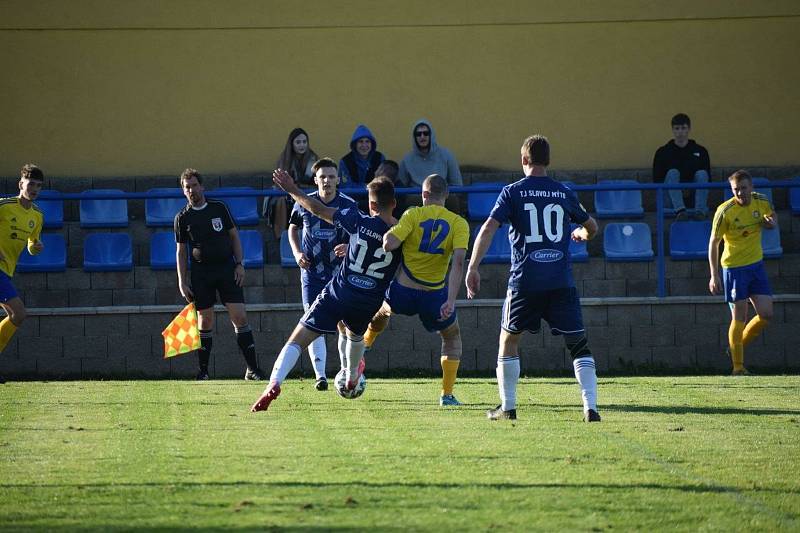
[490,176,589,290]
[328,207,401,307]
[290,191,357,287]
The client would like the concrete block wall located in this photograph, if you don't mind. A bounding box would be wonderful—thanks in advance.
[3,296,798,380]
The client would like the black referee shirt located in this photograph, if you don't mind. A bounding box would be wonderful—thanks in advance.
[174,200,236,265]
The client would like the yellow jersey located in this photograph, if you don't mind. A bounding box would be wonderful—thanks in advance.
[388,204,469,289]
[0,197,44,276]
[711,193,773,268]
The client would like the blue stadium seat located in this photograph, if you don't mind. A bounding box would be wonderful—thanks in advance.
[669,221,711,260]
[467,182,504,221]
[280,230,296,267]
[723,177,773,204]
[603,222,653,261]
[239,230,264,268]
[150,231,177,270]
[594,180,644,218]
[473,225,511,264]
[211,187,259,226]
[84,233,133,272]
[762,228,782,259]
[36,190,64,229]
[80,189,129,228]
[17,233,66,273]
[790,177,800,215]
[145,188,185,227]
[568,223,589,262]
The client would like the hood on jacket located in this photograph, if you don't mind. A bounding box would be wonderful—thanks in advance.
[410,119,438,156]
[349,124,378,153]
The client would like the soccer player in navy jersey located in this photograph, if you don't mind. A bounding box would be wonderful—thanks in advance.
[251,172,401,412]
[288,158,357,391]
[466,135,601,422]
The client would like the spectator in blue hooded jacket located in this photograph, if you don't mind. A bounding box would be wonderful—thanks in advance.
[398,119,463,188]
[338,124,386,189]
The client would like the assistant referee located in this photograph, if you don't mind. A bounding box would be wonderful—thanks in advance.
[174,168,266,380]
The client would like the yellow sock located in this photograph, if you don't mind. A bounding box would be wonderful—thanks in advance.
[364,313,390,348]
[441,356,460,396]
[742,316,769,347]
[728,319,745,371]
[0,317,18,353]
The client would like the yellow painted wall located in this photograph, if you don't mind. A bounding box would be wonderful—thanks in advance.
[1,1,799,177]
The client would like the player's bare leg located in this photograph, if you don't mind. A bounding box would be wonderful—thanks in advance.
[251,324,319,412]
[439,320,463,406]
[0,298,27,383]
[364,302,392,350]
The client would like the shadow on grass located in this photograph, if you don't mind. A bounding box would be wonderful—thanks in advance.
[2,479,796,495]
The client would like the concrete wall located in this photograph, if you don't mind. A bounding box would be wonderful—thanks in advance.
[5,297,798,379]
[1,1,799,176]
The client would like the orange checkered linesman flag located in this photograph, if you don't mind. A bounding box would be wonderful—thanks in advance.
[162,303,201,358]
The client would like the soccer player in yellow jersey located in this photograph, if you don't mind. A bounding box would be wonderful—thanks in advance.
[0,164,45,382]
[364,174,469,406]
[709,170,776,375]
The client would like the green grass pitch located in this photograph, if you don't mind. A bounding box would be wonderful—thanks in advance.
[1,376,799,531]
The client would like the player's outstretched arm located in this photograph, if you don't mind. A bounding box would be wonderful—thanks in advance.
[762,213,776,230]
[466,218,500,299]
[288,224,310,269]
[383,233,402,252]
[708,235,723,295]
[272,168,336,224]
[441,248,466,319]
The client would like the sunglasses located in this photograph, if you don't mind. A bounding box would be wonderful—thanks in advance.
[415,130,430,137]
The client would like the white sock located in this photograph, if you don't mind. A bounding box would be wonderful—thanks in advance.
[345,334,366,383]
[269,342,302,385]
[308,336,327,380]
[573,356,598,411]
[497,356,520,411]
[338,332,347,371]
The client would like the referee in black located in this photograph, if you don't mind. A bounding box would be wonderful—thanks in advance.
[174,168,266,380]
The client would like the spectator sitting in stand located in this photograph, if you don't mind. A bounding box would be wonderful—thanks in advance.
[338,124,385,189]
[264,127,319,239]
[653,113,711,220]
[398,119,463,188]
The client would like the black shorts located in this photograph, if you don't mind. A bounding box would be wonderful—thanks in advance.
[190,263,244,310]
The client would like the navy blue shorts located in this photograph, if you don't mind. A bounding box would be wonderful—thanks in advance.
[501,286,584,335]
[386,280,456,332]
[722,261,772,303]
[301,277,327,309]
[0,271,19,303]
[301,285,381,336]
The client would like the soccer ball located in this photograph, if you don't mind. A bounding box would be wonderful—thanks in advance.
[335,367,366,399]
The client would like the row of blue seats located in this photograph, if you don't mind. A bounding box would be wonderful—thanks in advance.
[19,220,784,273]
[476,222,783,263]
[35,188,261,229]
[18,231,265,273]
[465,178,800,220]
[32,178,800,230]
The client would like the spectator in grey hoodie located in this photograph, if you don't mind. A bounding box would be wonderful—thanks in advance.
[398,120,463,188]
